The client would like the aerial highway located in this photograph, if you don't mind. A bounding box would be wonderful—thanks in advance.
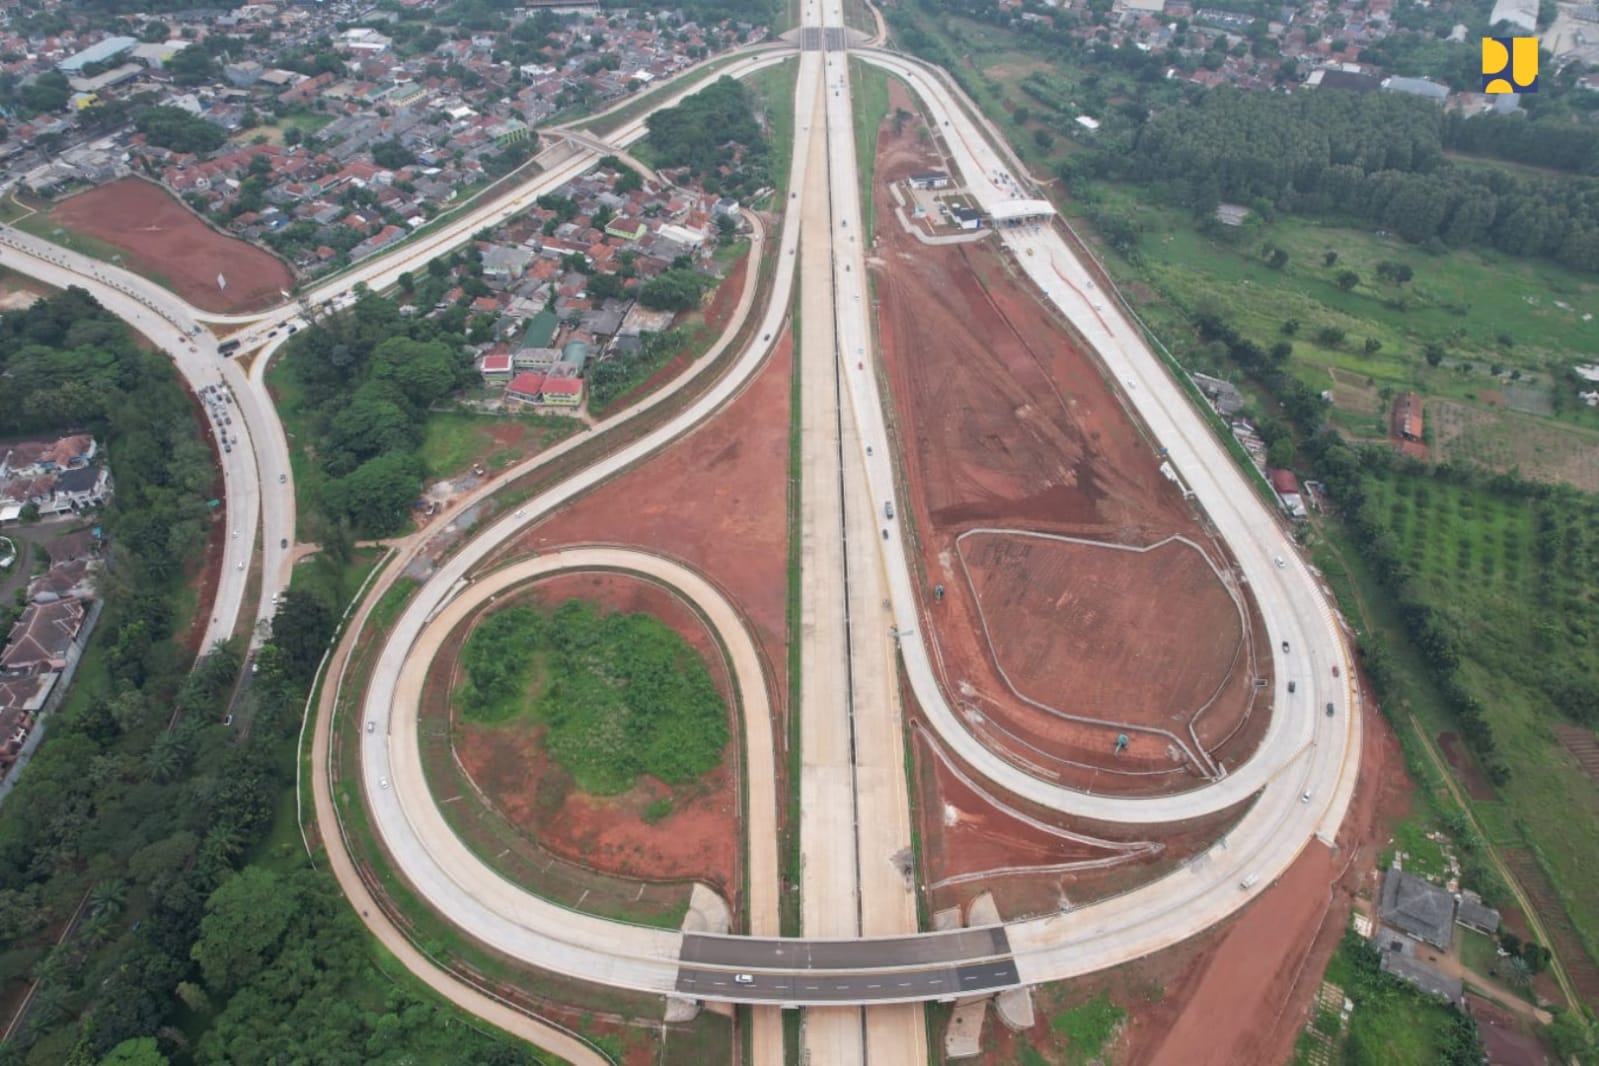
[0,11,1363,1042]
[338,24,1362,1009]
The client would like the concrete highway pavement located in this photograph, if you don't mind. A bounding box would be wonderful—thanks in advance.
[0,237,261,653]
[809,1,929,1056]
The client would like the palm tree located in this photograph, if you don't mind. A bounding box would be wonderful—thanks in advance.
[1506,955,1532,989]
[146,733,183,784]
[87,878,127,922]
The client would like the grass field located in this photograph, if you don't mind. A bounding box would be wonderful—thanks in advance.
[1074,190,1599,480]
[1048,992,1127,1066]
[418,410,580,479]
[849,59,891,236]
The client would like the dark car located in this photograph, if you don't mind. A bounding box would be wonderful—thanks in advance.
[1325,703,1335,717]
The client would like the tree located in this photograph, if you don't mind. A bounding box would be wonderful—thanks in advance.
[99,1037,170,1066]
[192,866,298,996]
[133,106,226,154]
[1337,270,1360,291]
[1012,105,1031,126]
[639,269,712,312]
[88,878,127,921]
[321,451,424,536]
[1323,250,1339,267]
[1364,337,1382,354]
[1267,246,1289,269]
[268,588,336,682]
[1281,318,1300,336]
[166,45,216,87]
[283,125,302,147]
[1316,326,1347,347]
[370,139,416,170]
[1425,342,1446,367]
[1270,340,1293,363]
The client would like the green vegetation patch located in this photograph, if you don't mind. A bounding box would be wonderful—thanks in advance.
[644,76,771,200]
[456,599,728,794]
[1321,931,1483,1066]
[1049,992,1126,1066]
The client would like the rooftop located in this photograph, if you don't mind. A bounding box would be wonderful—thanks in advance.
[1379,868,1456,948]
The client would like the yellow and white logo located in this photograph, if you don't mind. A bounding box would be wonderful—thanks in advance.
[1482,36,1538,93]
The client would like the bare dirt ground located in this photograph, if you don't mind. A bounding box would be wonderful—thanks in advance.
[1143,694,1412,1065]
[958,532,1251,743]
[47,178,294,314]
[909,703,1250,923]
[470,324,794,920]
[870,83,1269,794]
[449,573,739,889]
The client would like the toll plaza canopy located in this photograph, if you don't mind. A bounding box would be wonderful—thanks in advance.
[989,199,1056,223]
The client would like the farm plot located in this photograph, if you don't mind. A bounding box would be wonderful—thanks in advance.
[1501,848,1599,1007]
[1430,401,1599,494]
[1555,724,1599,785]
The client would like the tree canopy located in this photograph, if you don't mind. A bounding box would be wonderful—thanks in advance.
[133,105,227,154]
[1121,88,1599,272]
[643,76,770,197]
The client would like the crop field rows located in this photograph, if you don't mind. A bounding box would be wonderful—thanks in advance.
[1501,848,1599,1006]
[1555,725,1599,784]
[1359,474,1534,592]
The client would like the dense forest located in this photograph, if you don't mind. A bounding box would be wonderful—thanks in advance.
[0,292,542,1064]
[1119,89,1599,272]
[644,76,772,198]
[281,289,477,537]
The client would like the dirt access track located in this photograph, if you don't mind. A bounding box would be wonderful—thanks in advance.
[870,81,1270,795]
[47,178,295,314]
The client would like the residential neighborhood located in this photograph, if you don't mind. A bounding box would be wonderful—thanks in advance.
[0,1,764,276]
[0,524,103,789]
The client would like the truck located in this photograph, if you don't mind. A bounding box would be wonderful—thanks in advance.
[1240,873,1260,890]
[884,501,894,520]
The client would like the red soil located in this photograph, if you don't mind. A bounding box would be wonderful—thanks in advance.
[474,323,793,915]
[452,572,739,886]
[1130,691,1415,1066]
[870,83,1270,793]
[958,532,1251,742]
[47,178,294,314]
[909,703,1251,922]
